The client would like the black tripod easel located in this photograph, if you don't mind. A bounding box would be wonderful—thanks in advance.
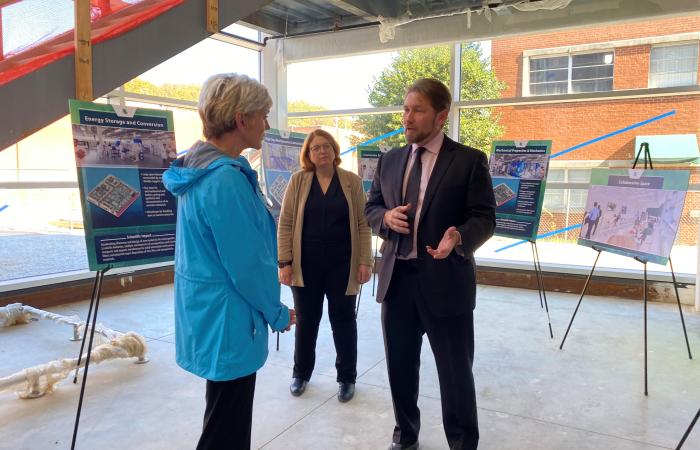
[559,142,693,395]
[529,239,554,338]
[676,407,700,449]
[71,266,110,450]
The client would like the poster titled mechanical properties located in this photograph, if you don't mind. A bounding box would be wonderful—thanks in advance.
[578,169,689,265]
[357,145,382,194]
[69,100,178,271]
[489,140,552,240]
[261,129,306,218]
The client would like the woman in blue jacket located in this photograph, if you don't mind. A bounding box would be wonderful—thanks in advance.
[163,73,295,450]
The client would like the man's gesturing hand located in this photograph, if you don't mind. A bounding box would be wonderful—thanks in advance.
[426,226,461,259]
[383,204,413,234]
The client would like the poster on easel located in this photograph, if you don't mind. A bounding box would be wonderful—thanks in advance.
[69,100,178,271]
[357,145,382,194]
[577,168,689,265]
[261,129,306,219]
[489,140,552,240]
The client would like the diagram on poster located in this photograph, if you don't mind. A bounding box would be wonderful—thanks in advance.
[489,140,552,240]
[578,169,689,265]
[70,100,178,271]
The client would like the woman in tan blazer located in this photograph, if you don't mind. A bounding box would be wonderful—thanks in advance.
[278,129,373,403]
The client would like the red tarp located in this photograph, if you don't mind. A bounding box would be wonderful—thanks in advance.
[0,0,184,87]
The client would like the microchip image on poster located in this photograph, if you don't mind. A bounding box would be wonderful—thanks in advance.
[577,168,689,265]
[489,140,552,240]
[261,129,306,218]
[357,146,382,194]
[69,100,178,271]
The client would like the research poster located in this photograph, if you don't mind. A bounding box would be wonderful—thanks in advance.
[69,100,177,271]
[489,140,552,240]
[261,129,306,218]
[357,145,381,194]
[577,168,689,265]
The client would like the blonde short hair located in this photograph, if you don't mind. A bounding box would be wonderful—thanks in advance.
[198,73,272,139]
[300,129,342,171]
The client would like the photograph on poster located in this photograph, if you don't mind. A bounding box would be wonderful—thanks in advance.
[490,153,548,180]
[87,174,140,218]
[493,182,517,207]
[264,143,300,172]
[73,124,177,169]
[359,159,378,181]
[579,183,686,262]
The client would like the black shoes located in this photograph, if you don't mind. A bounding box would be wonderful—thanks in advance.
[388,442,419,450]
[291,379,355,402]
[337,382,355,403]
[289,378,308,397]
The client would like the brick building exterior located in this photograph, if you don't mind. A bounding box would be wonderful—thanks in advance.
[491,16,700,244]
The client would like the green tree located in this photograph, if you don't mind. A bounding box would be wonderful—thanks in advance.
[354,44,505,151]
[287,100,336,128]
[124,78,201,102]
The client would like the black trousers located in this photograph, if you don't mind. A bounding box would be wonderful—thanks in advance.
[382,260,478,450]
[196,372,256,450]
[291,243,357,383]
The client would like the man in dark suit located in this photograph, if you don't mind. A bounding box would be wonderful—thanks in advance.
[365,78,496,450]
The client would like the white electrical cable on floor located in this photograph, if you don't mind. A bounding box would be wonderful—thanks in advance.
[0,303,31,327]
[0,332,147,399]
[0,303,149,398]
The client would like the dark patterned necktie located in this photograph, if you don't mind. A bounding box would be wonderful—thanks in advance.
[398,146,426,257]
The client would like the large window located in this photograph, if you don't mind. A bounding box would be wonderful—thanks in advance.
[649,43,699,88]
[0,23,261,284]
[529,52,614,95]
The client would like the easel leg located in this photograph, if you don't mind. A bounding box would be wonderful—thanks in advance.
[531,241,554,338]
[534,242,554,339]
[643,261,648,396]
[73,272,101,384]
[676,407,700,450]
[530,241,544,309]
[669,258,692,359]
[560,249,602,350]
[71,267,108,450]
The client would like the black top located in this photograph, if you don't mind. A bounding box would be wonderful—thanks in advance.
[302,171,350,248]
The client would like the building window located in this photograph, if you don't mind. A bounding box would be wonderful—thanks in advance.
[649,43,699,88]
[529,52,614,96]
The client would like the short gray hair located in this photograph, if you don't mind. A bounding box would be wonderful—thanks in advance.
[198,73,272,139]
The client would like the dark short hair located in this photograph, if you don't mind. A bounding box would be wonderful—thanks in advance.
[405,78,452,113]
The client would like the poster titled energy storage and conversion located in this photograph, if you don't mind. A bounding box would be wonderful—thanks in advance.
[261,129,306,218]
[577,169,689,265]
[69,100,178,271]
[489,140,552,240]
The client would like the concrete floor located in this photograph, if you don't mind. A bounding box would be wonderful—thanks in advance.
[1,283,699,450]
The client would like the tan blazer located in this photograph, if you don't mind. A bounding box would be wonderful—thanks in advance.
[278,167,373,295]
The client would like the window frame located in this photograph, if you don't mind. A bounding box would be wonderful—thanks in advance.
[648,41,699,89]
[527,50,615,96]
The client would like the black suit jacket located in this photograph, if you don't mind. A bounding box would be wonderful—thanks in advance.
[365,135,496,317]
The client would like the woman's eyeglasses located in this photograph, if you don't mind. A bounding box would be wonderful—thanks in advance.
[310,143,333,153]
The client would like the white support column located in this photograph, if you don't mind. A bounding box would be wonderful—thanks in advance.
[448,42,461,142]
[261,39,288,131]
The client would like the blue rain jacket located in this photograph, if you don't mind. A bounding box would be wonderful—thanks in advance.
[163,142,289,381]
